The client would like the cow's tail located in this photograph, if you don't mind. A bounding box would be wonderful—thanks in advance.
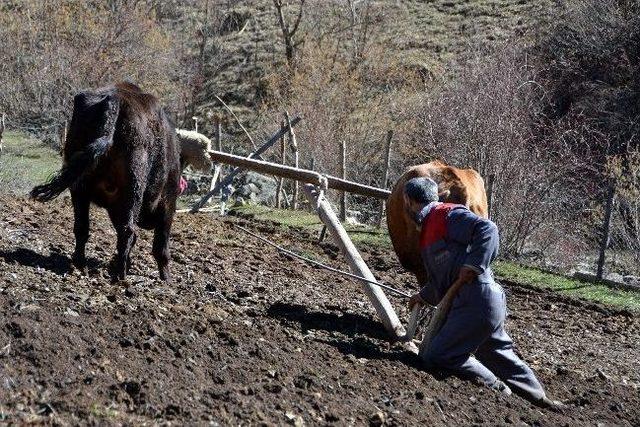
[31,100,119,202]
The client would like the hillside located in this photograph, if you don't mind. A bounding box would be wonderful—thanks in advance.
[193,0,557,121]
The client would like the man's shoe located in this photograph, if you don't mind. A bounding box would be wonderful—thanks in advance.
[488,379,512,396]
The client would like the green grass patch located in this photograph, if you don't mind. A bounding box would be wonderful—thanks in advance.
[231,203,323,229]
[230,203,390,248]
[0,131,60,195]
[494,261,640,311]
[231,204,640,310]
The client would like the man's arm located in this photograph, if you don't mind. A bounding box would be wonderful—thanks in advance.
[448,209,500,276]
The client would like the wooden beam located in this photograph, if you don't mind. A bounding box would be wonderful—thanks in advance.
[302,184,406,341]
[190,116,302,212]
[207,150,391,200]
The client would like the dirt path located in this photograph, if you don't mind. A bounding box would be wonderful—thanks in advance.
[1,196,638,425]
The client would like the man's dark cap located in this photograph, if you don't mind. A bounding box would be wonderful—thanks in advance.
[404,177,439,203]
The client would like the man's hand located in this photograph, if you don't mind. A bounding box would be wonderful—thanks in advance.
[458,266,478,285]
[408,292,425,310]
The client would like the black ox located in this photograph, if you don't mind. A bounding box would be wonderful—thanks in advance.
[31,82,180,281]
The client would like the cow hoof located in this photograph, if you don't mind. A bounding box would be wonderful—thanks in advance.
[71,255,87,273]
[159,270,171,282]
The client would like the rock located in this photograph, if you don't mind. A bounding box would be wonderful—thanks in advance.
[285,412,305,426]
[65,308,79,317]
[235,172,279,205]
[369,411,386,427]
[596,368,611,381]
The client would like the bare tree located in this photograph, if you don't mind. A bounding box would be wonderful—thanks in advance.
[273,0,306,68]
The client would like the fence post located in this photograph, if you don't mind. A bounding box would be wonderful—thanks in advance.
[215,118,222,151]
[275,121,286,208]
[339,140,347,221]
[59,119,68,155]
[597,181,616,279]
[284,111,299,210]
[487,173,495,219]
[377,130,393,227]
[210,117,223,193]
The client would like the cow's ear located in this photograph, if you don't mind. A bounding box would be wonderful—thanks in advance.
[438,190,450,201]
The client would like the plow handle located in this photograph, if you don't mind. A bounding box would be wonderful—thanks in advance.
[418,278,467,357]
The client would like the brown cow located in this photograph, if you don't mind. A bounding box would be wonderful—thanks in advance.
[30,82,180,282]
[386,160,488,297]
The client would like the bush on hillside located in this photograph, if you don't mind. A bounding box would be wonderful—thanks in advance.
[537,0,640,255]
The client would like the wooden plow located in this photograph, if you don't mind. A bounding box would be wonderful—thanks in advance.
[196,147,427,349]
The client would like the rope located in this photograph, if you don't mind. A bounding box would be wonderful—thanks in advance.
[234,224,412,299]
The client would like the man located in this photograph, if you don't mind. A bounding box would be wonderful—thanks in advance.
[405,176,560,408]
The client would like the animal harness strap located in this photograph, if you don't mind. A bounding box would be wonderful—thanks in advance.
[419,203,463,248]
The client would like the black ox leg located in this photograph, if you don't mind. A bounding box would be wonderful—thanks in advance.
[152,205,173,282]
[71,190,90,272]
[109,158,146,282]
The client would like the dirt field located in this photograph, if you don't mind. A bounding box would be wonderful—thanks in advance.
[1,195,638,425]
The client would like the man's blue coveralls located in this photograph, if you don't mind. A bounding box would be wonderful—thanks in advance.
[416,202,546,402]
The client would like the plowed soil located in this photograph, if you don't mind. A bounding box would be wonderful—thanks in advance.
[1,195,638,426]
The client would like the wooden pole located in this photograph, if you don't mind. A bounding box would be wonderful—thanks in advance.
[210,118,223,193]
[597,181,616,279]
[318,225,327,242]
[190,116,302,212]
[377,130,393,227]
[285,111,299,210]
[487,173,495,220]
[302,184,406,340]
[276,122,286,208]
[418,278,467,358]
[59,119,68,155]
[207,150,391,200]
[339,140,347,221]
[215,118,222,151]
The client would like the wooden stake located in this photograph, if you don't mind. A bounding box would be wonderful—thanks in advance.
[597,181,616,279]
[377,130,393,228]
[285,111,299,210]
[487,174,496,220]
[276,122,286,208]
[302,184,406,340]
[318,225,327,242]
[339,140,347,221]
[215,118,222,151]
[210,118,223,193]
